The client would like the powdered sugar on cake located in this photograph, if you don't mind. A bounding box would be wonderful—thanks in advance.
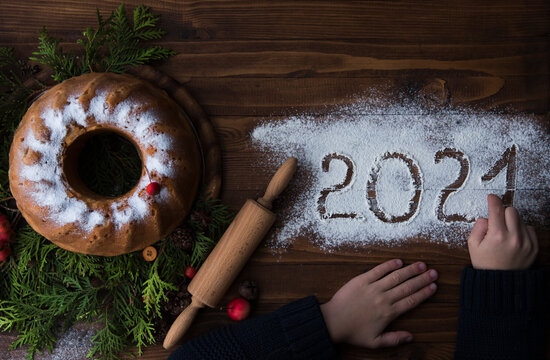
[18,92,174,233]
[251,100,550,248]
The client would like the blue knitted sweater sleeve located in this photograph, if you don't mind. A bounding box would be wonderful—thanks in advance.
[454,266,549,360]
[168,296,337,360]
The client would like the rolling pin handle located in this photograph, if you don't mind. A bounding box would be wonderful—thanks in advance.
[257,157,298,209]
[163,296,205,351]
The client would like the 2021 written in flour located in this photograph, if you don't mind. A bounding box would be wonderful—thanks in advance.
[252,104,550,248]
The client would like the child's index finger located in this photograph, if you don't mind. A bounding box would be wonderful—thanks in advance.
[487,194,507,231]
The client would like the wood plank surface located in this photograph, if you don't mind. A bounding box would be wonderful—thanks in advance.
[1,0,549,359]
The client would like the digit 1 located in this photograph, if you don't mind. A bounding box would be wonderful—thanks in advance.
[481,145,517,207]
[366,152,422,223]
[317,153,357,219]
[434,148,473,222]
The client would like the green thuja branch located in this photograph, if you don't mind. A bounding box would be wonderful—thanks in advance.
[56,250,104,278]
[103,4,175,73]
[129,309,156,356]
[0,203,232,360]
[78,9,110,74]
[191,232,217,267]
[188,194,234,240]
[0,48,31,191]
[142,256,178,317]
[5,308,58,358]
[0,48,30,93]
[0,47,18,70]
[88,311,129,360]
[30,29,79,82]
[30,4,175,81]
[188,193,234,267]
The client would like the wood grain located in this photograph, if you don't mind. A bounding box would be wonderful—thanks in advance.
[1,1,549,42]
[0,0,549,359]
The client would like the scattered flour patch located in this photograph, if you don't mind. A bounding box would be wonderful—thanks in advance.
[1,327,94,360]
[36,327,94,360]
[251,100,550,248]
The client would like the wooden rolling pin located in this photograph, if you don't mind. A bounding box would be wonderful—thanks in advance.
[163,157,298,350]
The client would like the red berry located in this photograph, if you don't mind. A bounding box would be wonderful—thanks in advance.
[0,246,11,261]
[227,297,250,321]
[185,266,197,279]
[0,214,11,234]
[0,231,13,244]
[146,182,161,195]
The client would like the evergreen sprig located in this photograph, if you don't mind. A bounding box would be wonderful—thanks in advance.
[30,4,176,82]
[0,198,231,360]
[0,49,32,191]
[30,29,79,82]
[0,4,233,359]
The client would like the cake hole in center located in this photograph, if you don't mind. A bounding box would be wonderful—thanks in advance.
[76,132,142,198]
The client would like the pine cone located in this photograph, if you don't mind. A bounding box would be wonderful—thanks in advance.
[161,290,192,317]
[190,210,211,228]
[153,287,192,340]
[170,226,195,252]
[169,294,191,316]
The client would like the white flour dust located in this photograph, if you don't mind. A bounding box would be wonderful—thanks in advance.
[251,100,550,248]
[2,327,94,360]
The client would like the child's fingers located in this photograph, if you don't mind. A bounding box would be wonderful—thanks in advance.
[376,262,427,291]
[487,194,506,231]
[518,226,538,269]
[363,259,403,284]
[504,207,521,234]
[392,283,437,315]
[386,269,438,303]
[468,218,488,246]
[527,225,538,243]
[371,331,413,348]
[526,226,539,256]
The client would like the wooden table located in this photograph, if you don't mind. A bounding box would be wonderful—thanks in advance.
[1,1,548,359]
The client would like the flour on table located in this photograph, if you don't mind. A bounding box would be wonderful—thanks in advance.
[251,99,550,248]
[1,327,94,360]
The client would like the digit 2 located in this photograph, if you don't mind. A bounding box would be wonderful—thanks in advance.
[317,153,357,219]
[434,148,473,223]
[366,152,422,223]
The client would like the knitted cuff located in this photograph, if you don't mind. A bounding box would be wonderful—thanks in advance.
[276,296,337,360]
[460,266,549,314]
[455,267,549,360]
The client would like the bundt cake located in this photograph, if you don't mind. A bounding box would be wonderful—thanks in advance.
[8,72,201,256]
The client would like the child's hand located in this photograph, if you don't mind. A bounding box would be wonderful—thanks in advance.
[468,194,538,270]
[320,259,437,348]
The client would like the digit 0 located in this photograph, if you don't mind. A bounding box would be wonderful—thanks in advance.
[366,152,422,223]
